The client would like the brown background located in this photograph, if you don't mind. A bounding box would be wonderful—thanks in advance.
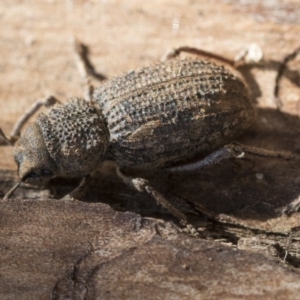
[1,1,300,299]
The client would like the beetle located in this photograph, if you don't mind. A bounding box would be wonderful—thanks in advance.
[1,45,298,224]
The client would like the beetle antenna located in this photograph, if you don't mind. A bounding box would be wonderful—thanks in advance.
[3,180,23,200]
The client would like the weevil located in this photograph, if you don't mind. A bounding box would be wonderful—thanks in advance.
[1,46,299,224]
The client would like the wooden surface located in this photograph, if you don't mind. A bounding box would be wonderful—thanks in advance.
[1,1,300,299]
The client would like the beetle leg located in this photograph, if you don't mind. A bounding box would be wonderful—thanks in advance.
[0,127,13,146]
[167,141,300,172]
[3,175,90,201]
[116,167,188,225]
[231,142,300,161]
[274,46,300,108]
[162,46,235,66]
[283,199,300,216]
[73,39,107,102]
[60,175,90,201]
[3,180,23,200]
[0,95,59,146]
[166,145,238,172]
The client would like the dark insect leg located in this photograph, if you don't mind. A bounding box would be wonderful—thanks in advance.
[3,180,22,200]
[115,167,188,225]
[0,95,59,146]
[283,197,300,216]
[73,39,107,102]
[274,46,300,108]
[167,141,300,172]
[60,175,90,201]
[0,128,13,146]
[163,46,235,66]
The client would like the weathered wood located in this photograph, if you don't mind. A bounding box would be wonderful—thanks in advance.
[1,0,300,299]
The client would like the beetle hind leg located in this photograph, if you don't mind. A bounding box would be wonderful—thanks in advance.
[167,141,300,172]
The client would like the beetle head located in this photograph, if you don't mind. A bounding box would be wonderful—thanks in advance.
[14,123,57,184]
[14,98,109,184]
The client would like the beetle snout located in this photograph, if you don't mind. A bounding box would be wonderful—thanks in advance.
[14,144,55,185]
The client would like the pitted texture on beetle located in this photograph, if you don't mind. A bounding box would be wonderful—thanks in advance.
[36,98,109,177]
[94,59,255,169]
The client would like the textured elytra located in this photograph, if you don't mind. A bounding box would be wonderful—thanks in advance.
[36,98,109,177]
[94,59,255,169]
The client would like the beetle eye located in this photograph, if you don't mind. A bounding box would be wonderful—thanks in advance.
[24,172,40,180]
[41,169,53,177]
[29,172,39,178]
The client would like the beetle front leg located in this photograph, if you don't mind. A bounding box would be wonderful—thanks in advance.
[60,175,91,201]
[0,128,14,146]
[116,167,188,225]
[0,95,59,146]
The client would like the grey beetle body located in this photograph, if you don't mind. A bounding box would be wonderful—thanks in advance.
[13,58,254,189]
[5,47,300,223]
